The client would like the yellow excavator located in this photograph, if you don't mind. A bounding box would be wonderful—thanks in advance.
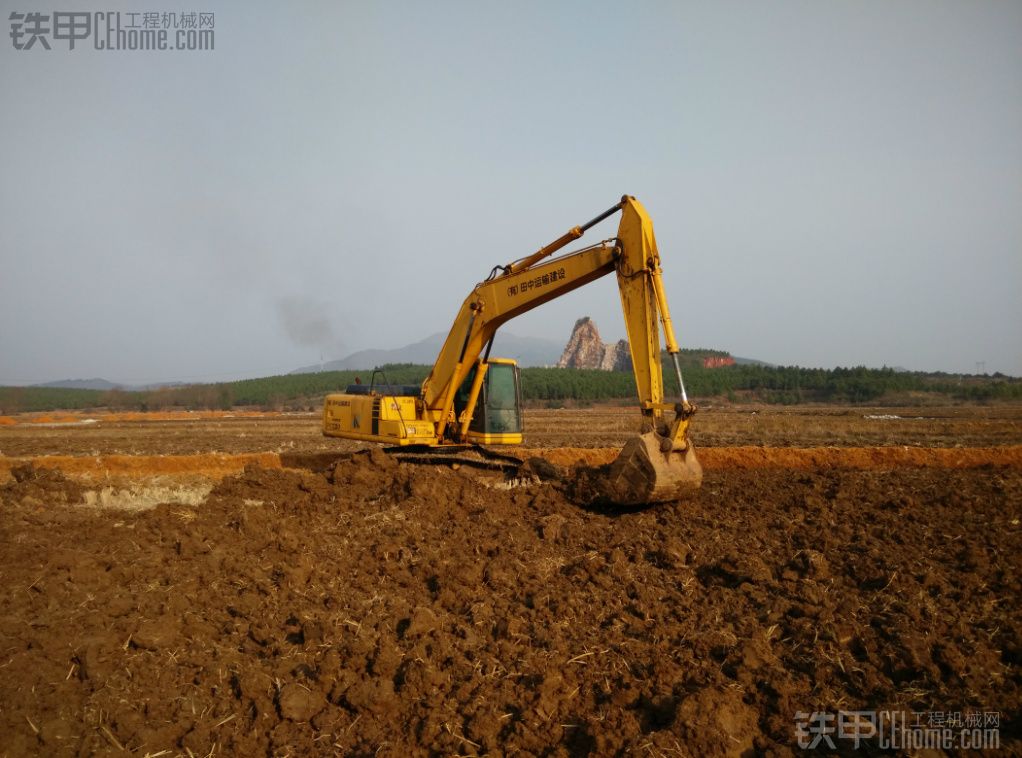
[323,195,702,505]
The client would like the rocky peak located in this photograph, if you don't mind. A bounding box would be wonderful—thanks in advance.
[600,339,632,372]
[556,317,632,371]
[557,318,602,369]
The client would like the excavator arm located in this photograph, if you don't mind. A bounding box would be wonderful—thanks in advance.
[323,195,701,504]
[420,195,701,502]
[421,235,617,438]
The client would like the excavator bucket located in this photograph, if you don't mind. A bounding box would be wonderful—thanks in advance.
[601,432,703,506]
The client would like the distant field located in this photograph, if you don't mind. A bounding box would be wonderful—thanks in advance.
[1,404,1020,458]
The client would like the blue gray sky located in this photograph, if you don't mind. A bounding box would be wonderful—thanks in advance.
[1,1,1020,385]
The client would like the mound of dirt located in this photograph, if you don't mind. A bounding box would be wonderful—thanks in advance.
[0,464,84,509]
[0,455,1019,755]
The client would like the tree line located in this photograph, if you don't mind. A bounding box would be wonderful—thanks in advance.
[522,363,1022,404]
[1,361,1019,414]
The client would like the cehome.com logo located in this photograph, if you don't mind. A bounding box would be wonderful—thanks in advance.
[9,11,215,51]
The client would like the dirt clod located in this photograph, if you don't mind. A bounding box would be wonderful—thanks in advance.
[278,684,326,722]
[1,464,83,507]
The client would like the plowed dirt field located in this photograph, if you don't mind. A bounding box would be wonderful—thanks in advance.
[1,406,1019,756]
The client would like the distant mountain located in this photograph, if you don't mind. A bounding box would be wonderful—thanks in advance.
[129,381,190,391]
[30,378,191,392]
[291,331,564,374]
[33,378,122,390]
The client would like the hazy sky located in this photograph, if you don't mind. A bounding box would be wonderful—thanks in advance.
[1,1,1020,385]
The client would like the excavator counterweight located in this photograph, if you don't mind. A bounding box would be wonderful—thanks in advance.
[323,196,702,505]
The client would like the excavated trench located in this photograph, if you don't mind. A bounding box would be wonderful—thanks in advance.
[2,444,1020,498]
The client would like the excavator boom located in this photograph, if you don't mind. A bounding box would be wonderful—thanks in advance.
[324,196,702,505]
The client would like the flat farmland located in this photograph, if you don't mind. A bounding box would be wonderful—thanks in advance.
[1,404,1020,457]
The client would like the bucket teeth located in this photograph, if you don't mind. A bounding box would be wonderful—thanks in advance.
[602,432,702,506]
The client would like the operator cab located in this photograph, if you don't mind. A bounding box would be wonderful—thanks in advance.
[454,358,523,445]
